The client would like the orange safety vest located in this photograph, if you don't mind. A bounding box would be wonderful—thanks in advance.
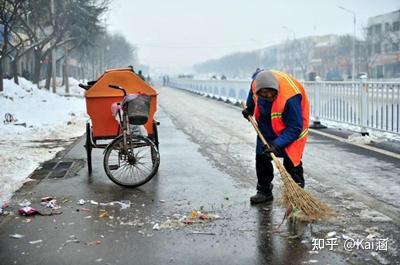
[252,70,310,166]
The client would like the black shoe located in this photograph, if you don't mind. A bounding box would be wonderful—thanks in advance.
[250,191,273,204]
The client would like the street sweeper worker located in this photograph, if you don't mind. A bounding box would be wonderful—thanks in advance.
[242,69,310,204]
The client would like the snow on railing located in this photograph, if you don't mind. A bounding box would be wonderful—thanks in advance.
[169,78,400,137]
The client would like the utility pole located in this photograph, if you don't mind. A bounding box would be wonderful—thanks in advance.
[51,0,57,93]
[339,6,356,81]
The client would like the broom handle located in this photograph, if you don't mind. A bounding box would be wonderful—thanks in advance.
[241,101,277,159]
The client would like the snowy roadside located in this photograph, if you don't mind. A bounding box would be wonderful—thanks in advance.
[0,78,87,205]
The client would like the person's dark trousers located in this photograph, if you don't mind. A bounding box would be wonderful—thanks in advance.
[256,154,305,190]
[283,157,305,188]
[255,154,274,192]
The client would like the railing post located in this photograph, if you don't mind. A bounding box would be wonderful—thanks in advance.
[310,81,327,129]
[360,78,369,136]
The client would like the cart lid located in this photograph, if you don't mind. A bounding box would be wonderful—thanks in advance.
[85,68,158,98]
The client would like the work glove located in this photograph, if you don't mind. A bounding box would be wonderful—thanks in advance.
[263,143,279,157]
[242,108,252,120]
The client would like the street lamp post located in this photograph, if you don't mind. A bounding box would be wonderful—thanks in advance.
[339,6,356,81]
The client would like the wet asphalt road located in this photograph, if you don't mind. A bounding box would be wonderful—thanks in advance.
[0,86,398,265]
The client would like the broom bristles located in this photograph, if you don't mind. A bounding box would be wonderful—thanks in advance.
[273,156,332,221]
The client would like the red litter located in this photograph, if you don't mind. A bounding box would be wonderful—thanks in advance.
[18,206,38,216]
[199,214,209,221]
[182,219,195,225]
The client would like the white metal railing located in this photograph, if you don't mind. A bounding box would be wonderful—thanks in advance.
[169,78,400,136]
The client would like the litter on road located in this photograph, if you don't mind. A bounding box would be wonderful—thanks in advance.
[115,200,131,209]
[182,219,195,225]
[99,211,109,219]
[325,231,337,238]
[87,240,101,246]
[188,231,216,235]
[29,240,43,245]
[9,234,24,239]
[40,196,54,202]
[199,214,209,221]
[18,206,37,216]
[42,199,59,209]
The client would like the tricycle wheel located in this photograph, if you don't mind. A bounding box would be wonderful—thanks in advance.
[85,122,93,174]
[103,135,160,188]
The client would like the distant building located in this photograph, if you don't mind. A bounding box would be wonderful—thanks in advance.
[194,10,400,80]
[367,10,400,78]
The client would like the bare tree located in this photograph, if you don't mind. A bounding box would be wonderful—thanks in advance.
[14,0,107,89]
[0,0,25,91]
[292,38,315,79]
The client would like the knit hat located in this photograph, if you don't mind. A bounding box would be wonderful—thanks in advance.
[255,70,279,93]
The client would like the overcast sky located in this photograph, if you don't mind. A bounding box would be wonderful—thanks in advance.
[108,0,400,73]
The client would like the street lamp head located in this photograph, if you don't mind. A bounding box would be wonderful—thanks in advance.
[338,5,355,16]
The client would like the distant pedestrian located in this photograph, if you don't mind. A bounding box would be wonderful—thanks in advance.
[138,70,145,81]
[251,68,262,80]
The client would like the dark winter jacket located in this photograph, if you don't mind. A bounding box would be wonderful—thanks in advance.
[245,88,303,155]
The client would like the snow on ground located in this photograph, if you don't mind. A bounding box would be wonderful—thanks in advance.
[0,77,87,204]
[315,118,400,142]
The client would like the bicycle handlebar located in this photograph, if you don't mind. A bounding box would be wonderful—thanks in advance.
[79,83,90,90]
[108,84,127,96]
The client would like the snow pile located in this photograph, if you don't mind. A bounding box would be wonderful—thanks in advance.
[347,133,373,144]
[0,77,87,204]
[315,119,400,142]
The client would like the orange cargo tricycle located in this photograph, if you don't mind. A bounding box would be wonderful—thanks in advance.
[79,67,160,187]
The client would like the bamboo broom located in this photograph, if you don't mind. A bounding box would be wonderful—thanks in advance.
[242,102,331,221]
